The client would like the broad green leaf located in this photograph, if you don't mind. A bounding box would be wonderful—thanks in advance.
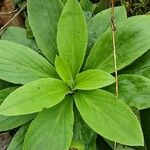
[0,114,34,132]
[55,56,74,87]
[75,69,115,90]
[0,40,57,84]
[106,74,150,110]
[71,106,97,150]
[23,96,74,150]
[74,90,144,146]
[120,50,150,79]
[85,16,150,73]
[88,6,127,50]
[57,0,87,78]
[0,78,69,116]
[7,124,29,150]
[141,108,150,150]
[0,87,18,104]
[1,26,39,52]
[28,0,63,63]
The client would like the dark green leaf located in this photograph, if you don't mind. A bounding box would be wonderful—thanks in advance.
[85,16,150,73]
[71,106,97,150]
[87,6,127,50]
[0,87,18,104]
[120,50,150,79]
[0,40,57,84]
[7,124,29,150]
[23,96,74,150]
[57,0,87,78]
[80,0,94,22]
[0,114,34,132]
[28,0,63,63]
[106,74,150,110]
[75,69,115,90]
[0,80,14,90]
[0,78,69,116]
[74,90,144,146]
[25,18,34,39]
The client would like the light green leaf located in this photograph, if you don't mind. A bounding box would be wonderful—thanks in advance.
[120,50,150,79]
[88,6,127,50]
[7,124,29,150]
[55,56,74,87]
[0,114,34,132]
[0,87,18,104]
[74,90,144,146]
[1,26,39,52]
[75,69,115,90]
[0,40,57,84]
[23,96,74,150]
[57,0,87,78]
[28,0,63,63]
[85,16,150,73]
[106,74,150,110]
[71,106,97,150]
[0,78,69,116]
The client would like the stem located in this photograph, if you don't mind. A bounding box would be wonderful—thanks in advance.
[111,0,119,149]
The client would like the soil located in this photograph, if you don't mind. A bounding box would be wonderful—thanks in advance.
[0,132,12,150]
[0,0,23,28]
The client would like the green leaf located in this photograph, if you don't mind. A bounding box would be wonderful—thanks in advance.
[120,50,150,79]
[0,78,69,116]
[25,18,34,39]
[7,124,29,150]
[74,90,144,146]
[55,56,74,87]
[80,0,94,12]
[0,87,18,104]
[28,0,63,63]
[80,0,94,22]
[0,40,57,84]
[0,114,34,132]
[0,80,14,90]
[23,96,74,150]
[57,0,87,78]
[75,69,115,90]
[85,16,150,73]
[106,74,150,110]
[71,106,97,150]
[1,26,39,52]
[88,6,127,50]
[93,0,108,14]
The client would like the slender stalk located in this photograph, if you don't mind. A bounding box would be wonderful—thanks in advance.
[111,0,119,149]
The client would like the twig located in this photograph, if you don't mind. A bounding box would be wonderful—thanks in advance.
[111,0,119,149]
[0,3,27,34]
[0,9,18,15]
